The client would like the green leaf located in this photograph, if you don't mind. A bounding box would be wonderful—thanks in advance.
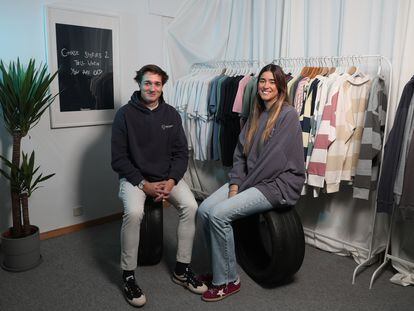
[0,154,18,170]
[0,58,59,136]
[17,150,55,197]
[0,168,11,180]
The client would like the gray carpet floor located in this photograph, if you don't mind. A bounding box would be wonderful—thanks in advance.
[1,206,413,311]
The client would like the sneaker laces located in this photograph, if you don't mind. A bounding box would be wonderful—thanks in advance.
[184,267,203,288]
[125,276,142,297]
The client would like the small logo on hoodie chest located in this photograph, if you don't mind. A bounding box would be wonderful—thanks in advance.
[161,124,174,130]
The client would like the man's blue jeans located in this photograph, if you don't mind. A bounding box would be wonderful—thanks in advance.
[197,183,273,285]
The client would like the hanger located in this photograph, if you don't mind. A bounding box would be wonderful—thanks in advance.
[295,58,303,76]
[318,58,329,76]
[309,66,319,79]
[320,66,329,76]
[377,58,385,79]
[347,65,357,75]
[352,66,367,78]
[328,66,336,75]
[328,57,338,75]
[347,55,358,75]
[300,66,310,77]
[227,65,233,77]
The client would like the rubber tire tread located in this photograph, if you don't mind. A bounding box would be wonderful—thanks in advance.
[234,208,305,286]
[138,198,163,266]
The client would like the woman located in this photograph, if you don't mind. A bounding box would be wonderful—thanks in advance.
[198,64,305,302]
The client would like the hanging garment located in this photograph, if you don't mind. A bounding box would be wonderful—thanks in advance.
[324,74,371,193]
[318,73,351,193]
[305,75,327,171]
[399,128,414,213]
[343,74,372,180]
[240,77,257,122]
[300,78,320,162]
[307,73,340,193]
[208,75,225,161]
[377,76,414,213]
[294,77,310,114]
[232,74,252,114]
[172,70,221,161]
[212,75,229,161]
[393,94,414,204]
[353,76,387,200]
[217,75,244,166]
[288,75,303,107]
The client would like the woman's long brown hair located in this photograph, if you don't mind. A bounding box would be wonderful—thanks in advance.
[243,64,291,155]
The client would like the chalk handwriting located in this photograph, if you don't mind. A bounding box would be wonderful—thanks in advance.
[61,48,79,57]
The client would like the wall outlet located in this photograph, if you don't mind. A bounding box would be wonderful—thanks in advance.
[73,206,83,217]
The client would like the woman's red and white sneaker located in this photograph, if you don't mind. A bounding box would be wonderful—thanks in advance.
[202,278,241,302]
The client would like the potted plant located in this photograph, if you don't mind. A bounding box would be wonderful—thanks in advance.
[0,58,58,271]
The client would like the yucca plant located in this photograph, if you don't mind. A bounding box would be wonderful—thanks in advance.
[0,58,58,238]
[0,152,55,236]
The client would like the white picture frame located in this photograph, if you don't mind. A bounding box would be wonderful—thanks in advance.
[45,6,120,128]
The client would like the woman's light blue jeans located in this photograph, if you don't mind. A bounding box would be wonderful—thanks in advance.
[197,183,273,285]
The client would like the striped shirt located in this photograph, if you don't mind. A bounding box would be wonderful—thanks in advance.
[353,76,387,199]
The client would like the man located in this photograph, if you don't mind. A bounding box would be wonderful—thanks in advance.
[111,64,207,307]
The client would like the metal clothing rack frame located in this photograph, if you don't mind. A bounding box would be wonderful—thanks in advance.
[369,204,414,288]
[190,59,264,71]
[189,55,394,285]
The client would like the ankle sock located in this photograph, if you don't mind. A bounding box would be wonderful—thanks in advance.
[174,262,189,276]
[123,270,135,281]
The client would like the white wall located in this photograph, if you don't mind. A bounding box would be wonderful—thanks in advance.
[0,0,174,234]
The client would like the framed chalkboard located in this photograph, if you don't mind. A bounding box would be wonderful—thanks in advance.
[46,6,120,128]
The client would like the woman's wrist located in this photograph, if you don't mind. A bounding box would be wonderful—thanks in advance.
[229,184,239,192]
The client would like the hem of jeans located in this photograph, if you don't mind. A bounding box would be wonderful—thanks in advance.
[212,275,239,287]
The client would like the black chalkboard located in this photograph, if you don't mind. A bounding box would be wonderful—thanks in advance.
[55,23,114,112]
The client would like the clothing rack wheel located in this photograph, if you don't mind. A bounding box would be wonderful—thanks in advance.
[233,206,305,286]
[137,198,163,266]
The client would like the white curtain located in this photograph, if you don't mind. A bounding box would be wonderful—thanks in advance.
[163,0,414,284]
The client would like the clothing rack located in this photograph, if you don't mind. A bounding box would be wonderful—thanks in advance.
[188,55,394,285]
[272,55,393,285]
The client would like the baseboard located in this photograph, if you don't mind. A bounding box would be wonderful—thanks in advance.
[37,200,171,241]
[39,213,122,240]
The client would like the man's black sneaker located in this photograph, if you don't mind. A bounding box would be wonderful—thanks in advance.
[172,266,208,294]
[123,275,146,307]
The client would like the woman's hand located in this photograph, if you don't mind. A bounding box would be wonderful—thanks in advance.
[228,184,239,198]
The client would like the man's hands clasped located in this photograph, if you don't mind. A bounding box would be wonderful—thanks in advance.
[142,179,176,202]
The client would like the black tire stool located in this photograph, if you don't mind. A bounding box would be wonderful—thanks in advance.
[233,207,305,286]
[137,198,163,266]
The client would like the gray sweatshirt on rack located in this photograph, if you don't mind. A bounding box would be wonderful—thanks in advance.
[229,104,305,207]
